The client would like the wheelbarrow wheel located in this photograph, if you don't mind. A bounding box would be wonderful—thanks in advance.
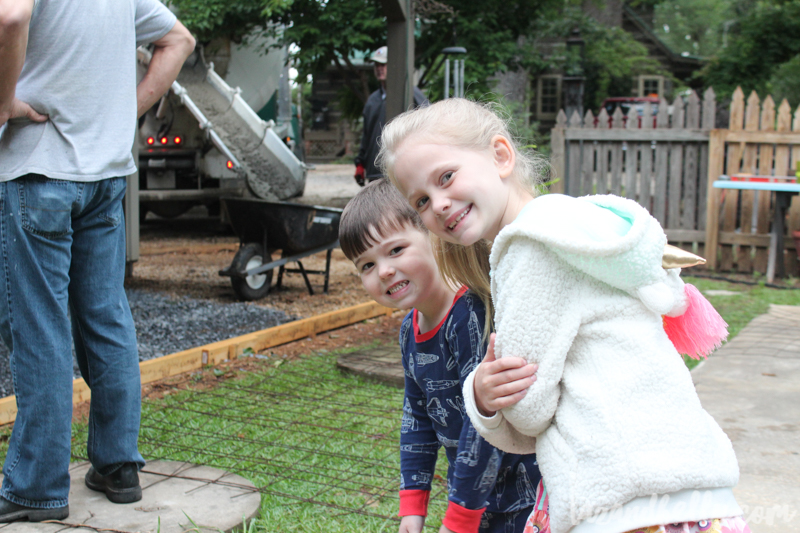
[230,243,273,301]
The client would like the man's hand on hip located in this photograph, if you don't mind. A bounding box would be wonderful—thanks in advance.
[0,97,47,126]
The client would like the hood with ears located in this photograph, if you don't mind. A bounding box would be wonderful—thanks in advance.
[491,194,687,317]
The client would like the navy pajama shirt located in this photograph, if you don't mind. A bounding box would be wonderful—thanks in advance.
[398,288,541,533]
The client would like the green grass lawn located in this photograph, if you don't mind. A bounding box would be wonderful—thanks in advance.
[94,351,449,531]
[0,276,796,531]
[677,276,800,369]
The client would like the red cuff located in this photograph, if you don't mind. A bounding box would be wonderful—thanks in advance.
[398,490,430,517]
[442,501,486,533]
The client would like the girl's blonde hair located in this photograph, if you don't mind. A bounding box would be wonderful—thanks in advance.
[376,98,549,332]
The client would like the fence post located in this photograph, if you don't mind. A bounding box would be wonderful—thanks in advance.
[550,111,567,194]
[705,129,725,270]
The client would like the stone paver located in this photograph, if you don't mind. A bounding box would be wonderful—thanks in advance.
[337,344,404,388]
[0,460,261,533]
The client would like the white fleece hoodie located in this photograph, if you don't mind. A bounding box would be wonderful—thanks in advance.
[463,194,741,533]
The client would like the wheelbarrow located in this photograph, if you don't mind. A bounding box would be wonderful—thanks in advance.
[218,197,343,301]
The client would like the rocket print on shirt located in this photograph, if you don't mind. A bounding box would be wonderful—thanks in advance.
[402,397,418,433]
[443,315,459,371]
[427,397,449,426]
[416,352,439,366]
[398,291,542,516]
[457,424,482,467]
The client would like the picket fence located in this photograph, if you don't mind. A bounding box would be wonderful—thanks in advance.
[550,87,800,275]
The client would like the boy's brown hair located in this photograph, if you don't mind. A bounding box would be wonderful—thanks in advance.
[339,178,427,261]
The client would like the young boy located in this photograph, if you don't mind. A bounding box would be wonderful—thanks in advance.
[339,179,542,533]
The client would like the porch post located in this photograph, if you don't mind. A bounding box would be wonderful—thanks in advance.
[379,0,414,121]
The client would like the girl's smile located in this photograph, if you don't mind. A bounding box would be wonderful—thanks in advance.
[393,135,526,245]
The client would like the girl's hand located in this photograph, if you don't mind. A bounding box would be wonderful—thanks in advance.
[474,333,538,417]
[399,515,425,533]
[438,525,455,533]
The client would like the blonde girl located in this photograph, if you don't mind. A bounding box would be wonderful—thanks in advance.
[377,98,750,533]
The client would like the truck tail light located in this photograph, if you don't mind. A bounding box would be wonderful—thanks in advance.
[174,136,182,145]
[226,160,234,169]
[160,136,168,145]
[146,137,155,145]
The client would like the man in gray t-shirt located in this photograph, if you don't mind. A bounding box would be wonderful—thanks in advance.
[0,0,194,522]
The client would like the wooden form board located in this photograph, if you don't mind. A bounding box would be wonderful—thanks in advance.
[0,301,394,426]
[705,87,800,273]
[552,88,715,255]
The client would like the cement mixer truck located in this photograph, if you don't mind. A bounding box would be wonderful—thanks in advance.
[136,47,306,219]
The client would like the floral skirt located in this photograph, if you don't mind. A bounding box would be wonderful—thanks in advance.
[522,481,752,533]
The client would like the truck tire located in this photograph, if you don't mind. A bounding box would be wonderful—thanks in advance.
[230,243,273,301]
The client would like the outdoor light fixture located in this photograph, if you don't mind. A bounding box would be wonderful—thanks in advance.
[442,46,467,99]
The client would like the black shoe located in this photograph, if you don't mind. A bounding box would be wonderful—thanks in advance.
[0,496,69,523]
[85,463,142,504]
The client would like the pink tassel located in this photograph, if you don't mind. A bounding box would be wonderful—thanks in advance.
[663,284,729,360]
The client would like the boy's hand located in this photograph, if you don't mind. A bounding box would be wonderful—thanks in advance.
[438,525,455,533]
[399,515,425,533]
[474,333,538,417]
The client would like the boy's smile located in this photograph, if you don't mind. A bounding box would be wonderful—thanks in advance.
[353,224,442,313]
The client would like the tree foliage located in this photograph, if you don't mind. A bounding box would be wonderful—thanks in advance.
[702,0,800,102]
[165,0,288,43]
[413,0,561,101]
[535,7,667,111]
[168,0,564,109]
[652,0,734,58]
[269,0,386,104]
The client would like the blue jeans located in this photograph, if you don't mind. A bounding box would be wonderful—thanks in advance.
[0,175,144,508]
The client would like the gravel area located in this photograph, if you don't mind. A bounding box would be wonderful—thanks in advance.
[127,289,294,361]
[0,164,367,398]
[0,289,294,398]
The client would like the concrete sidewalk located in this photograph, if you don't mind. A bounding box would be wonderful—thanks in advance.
[692,304,800,533]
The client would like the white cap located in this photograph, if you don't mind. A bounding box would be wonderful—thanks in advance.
[370,46,388,64]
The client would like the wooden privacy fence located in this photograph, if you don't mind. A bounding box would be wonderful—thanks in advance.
[705,88,800,275]
[551,87,800,275]
[550,88,716,254]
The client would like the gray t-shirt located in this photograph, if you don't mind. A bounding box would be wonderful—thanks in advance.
[0,0,177,182]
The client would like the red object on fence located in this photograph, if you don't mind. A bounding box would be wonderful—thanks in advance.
[727,174,798,183]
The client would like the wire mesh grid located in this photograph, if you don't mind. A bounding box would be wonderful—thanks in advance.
[71,352,450,531]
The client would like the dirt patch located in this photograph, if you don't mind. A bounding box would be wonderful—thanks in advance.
[126,219,370,320]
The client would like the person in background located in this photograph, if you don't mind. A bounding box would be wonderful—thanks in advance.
[0,0,194,522]
[354,46,427,186]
